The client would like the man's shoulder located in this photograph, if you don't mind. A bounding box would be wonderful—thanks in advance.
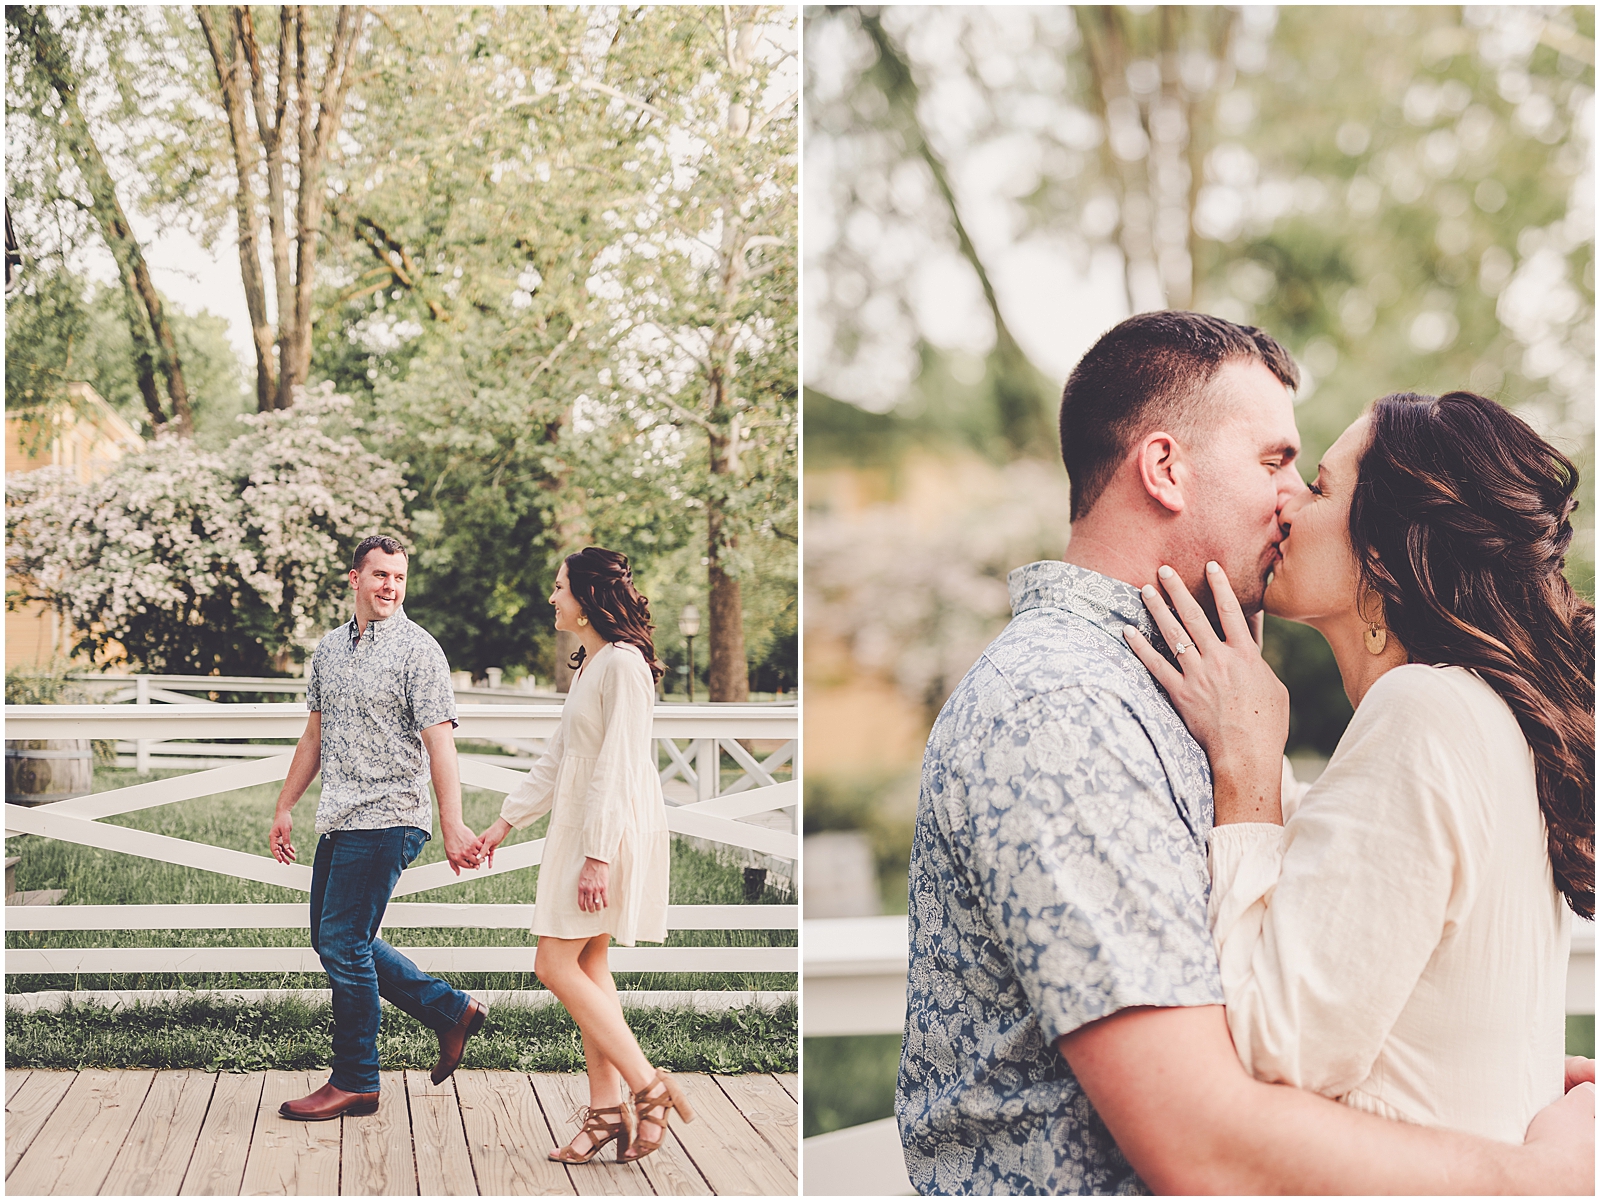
[313,622,352,657]
[944,605,1156,723]
[389,612,449,659]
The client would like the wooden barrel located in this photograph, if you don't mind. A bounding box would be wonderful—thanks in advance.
[5,740,92,805]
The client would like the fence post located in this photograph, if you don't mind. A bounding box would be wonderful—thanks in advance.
[134,676,150,775]
[696,738,718,802]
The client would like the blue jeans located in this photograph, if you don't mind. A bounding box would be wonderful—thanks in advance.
[309,827,472,1094]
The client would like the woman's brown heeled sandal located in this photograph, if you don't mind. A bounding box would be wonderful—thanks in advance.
[549,1104,631,1164]
[620,1070,695,1163]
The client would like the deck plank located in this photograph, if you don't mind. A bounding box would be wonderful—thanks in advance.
[180,1071,265,1196]
[5,1070,75,1178]
[6,1068,155,1196]
[667,1073,797,1196]
[712,1074,797,1178]
[340,1071,416,1196]
[405,1072,477,1197]
[6,1069,32,1105]
[101,1070,216,1196]
[239,1071,342,1197]
[772,1074,798,1103]
[528,1073,651,1196]
[455,1070,575,1196]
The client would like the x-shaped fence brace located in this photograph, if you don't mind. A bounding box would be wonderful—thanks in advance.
[4,703,798,977]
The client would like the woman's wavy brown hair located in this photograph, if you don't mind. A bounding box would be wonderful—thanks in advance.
[564,546,665,684]
[1350,391,1595,918]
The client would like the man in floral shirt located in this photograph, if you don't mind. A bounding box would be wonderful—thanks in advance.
[269,535,488,1121]
[896,312,1592,1194]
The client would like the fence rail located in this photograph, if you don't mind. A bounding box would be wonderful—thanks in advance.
[5,702,798,979]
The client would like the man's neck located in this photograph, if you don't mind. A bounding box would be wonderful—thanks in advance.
[1061,523,1164,592]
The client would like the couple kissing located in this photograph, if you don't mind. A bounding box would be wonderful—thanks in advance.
[898,311,1594,1194]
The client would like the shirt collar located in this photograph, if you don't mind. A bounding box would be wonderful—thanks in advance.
[350,605,407,644]
[1007,560,1173,657]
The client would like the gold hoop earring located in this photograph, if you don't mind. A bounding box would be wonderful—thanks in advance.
[1364,621,1387,655]
[577,614,589,627]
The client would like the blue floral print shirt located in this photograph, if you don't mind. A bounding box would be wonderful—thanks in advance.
[306,606,459,836]
[896,561,1224,1195]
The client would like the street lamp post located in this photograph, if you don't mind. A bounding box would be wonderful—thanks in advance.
[678,604,701,703]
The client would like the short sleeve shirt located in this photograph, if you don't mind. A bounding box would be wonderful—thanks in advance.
[306,606,458,835]
[896,561,1224,1195]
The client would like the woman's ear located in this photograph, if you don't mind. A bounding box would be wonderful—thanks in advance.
[1136,432,1187,514]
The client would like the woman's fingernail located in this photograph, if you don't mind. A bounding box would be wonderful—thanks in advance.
[1142,583,1158,598]
[1124,625,1138,639]
[1158,565,1174,579]
[1207,560,1220,573]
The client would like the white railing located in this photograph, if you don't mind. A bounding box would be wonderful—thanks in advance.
[4,703,797,978]
[62,674,796,784]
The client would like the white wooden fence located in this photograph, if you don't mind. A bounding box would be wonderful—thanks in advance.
[4,702,797,979]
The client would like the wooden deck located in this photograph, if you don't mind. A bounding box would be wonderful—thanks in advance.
[4,1069,799,1196]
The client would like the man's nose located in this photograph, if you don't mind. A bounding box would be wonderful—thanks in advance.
[1277,487,1310,529]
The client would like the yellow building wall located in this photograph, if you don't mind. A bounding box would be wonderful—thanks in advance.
[6,383,144,671]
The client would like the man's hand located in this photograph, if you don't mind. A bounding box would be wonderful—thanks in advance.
[1524,1079,1594,1191]
[578,857,610,912]
[269,809,296,864]
[441,820,482,875]
[270,711,321,864]
[1565,1056,1595,1091]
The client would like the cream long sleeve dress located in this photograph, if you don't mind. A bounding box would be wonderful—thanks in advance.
[499,641,670,946]
[1209,664,1570,1144]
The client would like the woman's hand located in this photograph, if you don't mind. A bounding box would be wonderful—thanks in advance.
[1124,561,1289,826]
[578,857,610,912]
[479,817,512,868]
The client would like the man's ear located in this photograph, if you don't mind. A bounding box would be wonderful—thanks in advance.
[1136,432,1187,514]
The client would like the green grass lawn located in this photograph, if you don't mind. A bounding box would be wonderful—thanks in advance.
[5,994,798,1074]
[7,766,795,996]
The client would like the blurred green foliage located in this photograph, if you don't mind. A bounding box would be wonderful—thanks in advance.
[804,770,918,915]
[803,1033,901,1138]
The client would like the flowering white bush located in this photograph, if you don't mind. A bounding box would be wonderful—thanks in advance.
[6,387,413,674]
[804,454,1074,718]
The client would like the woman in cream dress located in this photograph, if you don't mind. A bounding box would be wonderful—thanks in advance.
[1126,391,1594,1143]
[478,547,691,1164]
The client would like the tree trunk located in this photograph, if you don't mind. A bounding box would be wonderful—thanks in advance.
[117,282,168,432]
[238,5,295,409]
[705,491,749,703]
[858,10,1051,454]
[287,6,358,395]
[14,6,193,435]
[198,5,276,411]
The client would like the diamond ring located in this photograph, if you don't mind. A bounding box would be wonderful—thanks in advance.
[1173,641,1192,655]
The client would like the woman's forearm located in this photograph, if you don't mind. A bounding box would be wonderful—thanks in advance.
[1209,753,1284,825]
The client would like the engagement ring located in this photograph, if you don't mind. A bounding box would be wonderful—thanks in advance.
[1173,641,1191,655]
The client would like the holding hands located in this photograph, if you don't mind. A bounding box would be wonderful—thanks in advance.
[1123,561,1289,826]
[461,817,609,913]
[442,819,486,875]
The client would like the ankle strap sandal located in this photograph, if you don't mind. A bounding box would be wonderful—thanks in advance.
[548,1103,631,1164]
[619,1070,695,1163]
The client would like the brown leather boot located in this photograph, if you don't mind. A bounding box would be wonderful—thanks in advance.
[279,1081,380,1121]
[431,996,489,1085]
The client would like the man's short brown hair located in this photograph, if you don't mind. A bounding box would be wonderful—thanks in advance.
[1059,311,1300,521]
[352,535,407,573]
